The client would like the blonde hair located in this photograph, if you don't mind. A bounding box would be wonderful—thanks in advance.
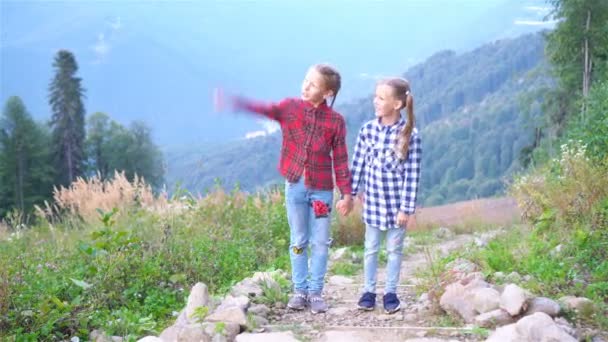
[312,63,341,107]
[378,78,415,159]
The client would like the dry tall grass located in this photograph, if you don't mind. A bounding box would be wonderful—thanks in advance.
[42,171,168,225]
[511,142,608,223]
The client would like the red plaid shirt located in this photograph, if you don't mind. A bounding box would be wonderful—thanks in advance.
[235,97,352,195]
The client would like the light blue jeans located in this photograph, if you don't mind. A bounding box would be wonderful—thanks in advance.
[363,225,406,294]
[285,177,333,294]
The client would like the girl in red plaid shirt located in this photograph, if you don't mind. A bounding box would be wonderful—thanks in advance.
[215,64,353,314]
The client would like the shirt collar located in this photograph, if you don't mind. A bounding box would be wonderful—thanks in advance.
[375,115,406,131]
[302,99,329,111]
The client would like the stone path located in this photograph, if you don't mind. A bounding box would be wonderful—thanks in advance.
[257,234,483,342]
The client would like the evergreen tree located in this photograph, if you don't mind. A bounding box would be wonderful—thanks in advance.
[546,0,608,127]
[0,97,54,217]
[48,50,86,186]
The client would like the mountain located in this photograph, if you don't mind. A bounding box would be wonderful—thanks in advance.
[1,0,554,146]
[167,32,552,205]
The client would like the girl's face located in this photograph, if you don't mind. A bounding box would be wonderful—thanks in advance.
[374,84,403,119]
[301,68,333,106]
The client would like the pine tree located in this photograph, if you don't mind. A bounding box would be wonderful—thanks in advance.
[48,50,86,186]
[0,97,54,217]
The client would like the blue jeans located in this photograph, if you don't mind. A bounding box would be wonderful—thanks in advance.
[363,225,406,294]
[285,177,333,294]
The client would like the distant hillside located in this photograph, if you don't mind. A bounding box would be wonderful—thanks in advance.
[167,32,552,205]
[1,0,552,145]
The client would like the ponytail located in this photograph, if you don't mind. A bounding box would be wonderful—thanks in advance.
[399,92,415,159]
[313,63,341,108]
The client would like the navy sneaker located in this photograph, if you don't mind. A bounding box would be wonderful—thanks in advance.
[383,293,401,314]
[357,292,376,311]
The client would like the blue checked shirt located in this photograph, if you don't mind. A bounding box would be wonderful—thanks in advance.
[350,117,422,230]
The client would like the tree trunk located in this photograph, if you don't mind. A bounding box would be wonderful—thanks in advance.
[16,148,24,212]
[66,139,73,184]
[582,10,592,115]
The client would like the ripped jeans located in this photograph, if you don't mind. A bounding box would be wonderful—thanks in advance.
[285,177,333,294]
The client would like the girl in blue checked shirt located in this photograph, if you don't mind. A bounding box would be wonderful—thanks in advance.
[214,64,353,314]
[338,77,421,314]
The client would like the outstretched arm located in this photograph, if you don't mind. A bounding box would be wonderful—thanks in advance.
[214,87,290,123]
[233,97,292,123]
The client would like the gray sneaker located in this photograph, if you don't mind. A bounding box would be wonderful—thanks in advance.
[287,290,308,310]
[308,293,328,314]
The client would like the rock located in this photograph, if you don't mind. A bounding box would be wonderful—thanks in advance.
[186,283,210,322]
[248,315,269,329]
[206,306,248,328]
[236,331,299,342]
[136,337,163,342]
[474,309,514,328]
[515,312,577,341]
[525,297,561,317]
[90,331,123,342]
[159,323,210,342]
[493,272,505,282]
[439,282,477,323]
[216,295,250,312]
[247,304,270,317]
[231,271,283,298]
[499,284,528,316]
[472,287,500,314]
[462,275,489,290]
[486,323,520,342]
[559,296,595,316]
[504,272,522,284]
[554,317,578,339]
[202,322,240,342]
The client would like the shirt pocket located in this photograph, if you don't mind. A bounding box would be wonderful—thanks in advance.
[311,126,333,153]
[380,148,405,174]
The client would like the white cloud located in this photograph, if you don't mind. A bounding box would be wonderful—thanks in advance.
[243,120,280,139]
[245,131,267,139]
[523,6,551,13]
[92,33,110,63]
[91,16,122,64]
[260,120,279,134]
[514,19,558,26]
[358,72,385,81]
[107,16,122,31]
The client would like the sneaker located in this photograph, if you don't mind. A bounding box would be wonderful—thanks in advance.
[287,290,308,310]
[357,292,376,311]
[383,292,401,314]
[308,293,328,314]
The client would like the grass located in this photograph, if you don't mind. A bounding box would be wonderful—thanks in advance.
[0,174,292,341]
[415,143,608,330]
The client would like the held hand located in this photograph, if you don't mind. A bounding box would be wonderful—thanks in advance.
[336,196,354,216]
[396,211,409,228]
[336,200,346,216]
